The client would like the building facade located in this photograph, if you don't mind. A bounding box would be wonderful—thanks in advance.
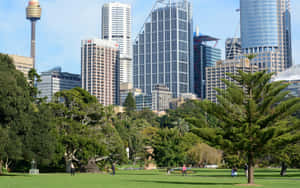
[9,55,33,78]
[240,0,292,73]
[133,0,193,98]
[37,67,81,102]
[102,2,132,84]
[120,83,143,106]
[225,38,242,60]
[194,35,221,99]
[81,39,120,106]
[151,84,173,112]
[206,59,258,103]
[135,94,153,111]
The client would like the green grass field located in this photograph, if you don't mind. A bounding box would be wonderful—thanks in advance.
[1,168,300,188]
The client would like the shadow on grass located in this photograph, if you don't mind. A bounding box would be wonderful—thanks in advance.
[131,179,236,186]
[0,173,28,177]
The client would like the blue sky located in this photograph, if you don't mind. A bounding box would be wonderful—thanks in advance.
[0,0,299,74]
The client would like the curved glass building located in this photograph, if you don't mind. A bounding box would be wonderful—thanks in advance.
[240,0,292,73]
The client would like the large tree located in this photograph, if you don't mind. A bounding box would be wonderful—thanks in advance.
[197,70,300,184]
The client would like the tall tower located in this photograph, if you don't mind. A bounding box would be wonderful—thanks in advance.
[102,2,132,84]
[26,0,41,68]
[133,0,193,98]
[240,0,292,74]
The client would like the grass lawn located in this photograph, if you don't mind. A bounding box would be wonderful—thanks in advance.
[0,168,299,188]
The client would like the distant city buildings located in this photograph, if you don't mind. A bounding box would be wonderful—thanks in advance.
[81,39,120,106]
[206,59,258,103]
[133,0,194,98]
[136,94,153,111]
[102,2,132,84]
[225,38,241,60]
[193,34,221,99]
[120,83,143,106]
[9,54,33,78]
[151,84,173,112]
[37,67,81,102]
[240,0,292,74]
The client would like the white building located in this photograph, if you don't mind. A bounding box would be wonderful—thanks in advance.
[102,2,132,84]
[81,39,120,106]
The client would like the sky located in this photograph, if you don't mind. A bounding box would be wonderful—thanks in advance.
[0,0,299,74]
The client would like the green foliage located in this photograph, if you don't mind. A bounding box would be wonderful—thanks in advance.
[186,143,222,167]
[152,128,198,167]
[124,92,136,113]
[196,70,300,184]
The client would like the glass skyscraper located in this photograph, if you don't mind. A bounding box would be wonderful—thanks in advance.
[133,0,193,98]
[240,0,292,73]
[194,35,221,99]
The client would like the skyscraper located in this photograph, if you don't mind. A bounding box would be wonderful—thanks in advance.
[194,35,221,99]
[225,38,242,60]
[26,0,41,68]
[81,39,120,106]
[37,67,81,102]
[102,2,132,84]
[240,0,292,73]
[133,0,193,98]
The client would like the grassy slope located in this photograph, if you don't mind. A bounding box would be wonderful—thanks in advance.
[0,168,299,188]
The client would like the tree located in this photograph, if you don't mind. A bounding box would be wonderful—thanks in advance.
[197,70,300,184]
[186,143,222,167]
[0,54,57,173]
[123,92,136,113]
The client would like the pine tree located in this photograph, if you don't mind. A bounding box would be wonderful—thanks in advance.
[124,92,136,113]
[199,70,300,184]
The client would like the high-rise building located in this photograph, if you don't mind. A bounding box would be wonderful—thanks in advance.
[81,39,120,106]
[194,35,221,99]
[151,84,173,112]
[37,67,81,102]
[133,0,193,98]
[225,38,242,60]
[135,94,153,111]
[26,0,42,68]
[8,54,33,78]
[206,59,258,103]
[102,2,132,84]
[120,83,143,106]
[240,0,292,74]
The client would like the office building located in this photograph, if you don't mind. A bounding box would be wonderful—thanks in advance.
[133,0,193,98]
[240,0,292,73]
[120,83,143,106]
[151,84,173,112]
[37,67,81,102]
[194,34,221,99]
[102,2,132,84]
[206,59,258,103]
[135,94,153,111]
[225,38,241,60]
[9,54,34,78]
[81,39,120,106]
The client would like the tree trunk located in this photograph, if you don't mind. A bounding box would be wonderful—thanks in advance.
[248,155,255,184]
[0,160,3,174]
[280,162,287,176]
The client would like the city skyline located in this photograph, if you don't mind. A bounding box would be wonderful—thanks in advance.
[0,0,300,75]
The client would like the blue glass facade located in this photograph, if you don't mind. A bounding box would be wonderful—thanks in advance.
[241,0,279,49]
[194,35,221,99]
[133,0,193,98]
[240,0,292,73]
